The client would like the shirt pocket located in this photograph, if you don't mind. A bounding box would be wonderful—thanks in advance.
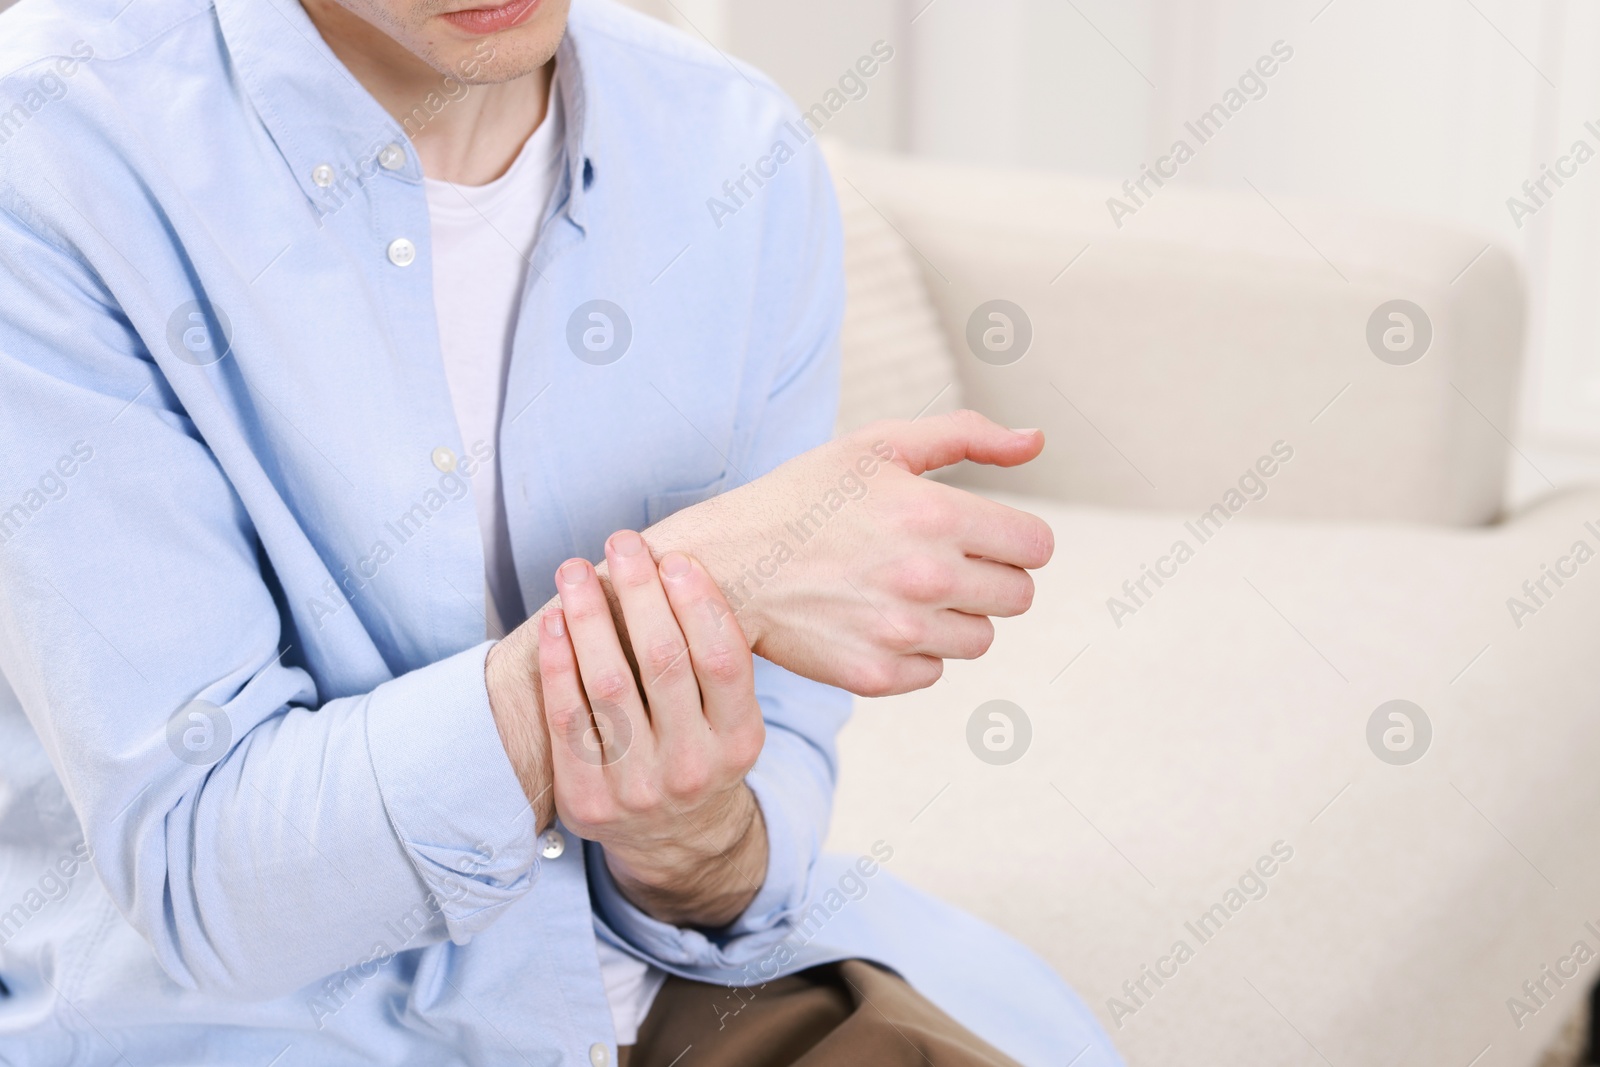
[644,472,728,527]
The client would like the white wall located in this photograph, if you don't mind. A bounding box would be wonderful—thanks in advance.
[627,0,1600,502]
[626,0,907,150]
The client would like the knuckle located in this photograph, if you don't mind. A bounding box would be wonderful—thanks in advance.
[615,777,657,815]
[562,790,613,828]
[563,597,607,624]
[879,611,924,652]
[726,723,766,769]
[547,701,587,733]
[587,669,633,704]
[689,593,741,638]
[869,616,904,652]
[893,556,953,603]
[617,564,656,589]
[665,761,710,798]
[849,659,898,698]
[645,638,691,682]
[540,650,577,679]
[695,642,749,686]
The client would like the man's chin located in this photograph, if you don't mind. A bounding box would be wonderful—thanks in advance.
[416,0,569,83]
[418,25,565,83]
[457,47,561,83]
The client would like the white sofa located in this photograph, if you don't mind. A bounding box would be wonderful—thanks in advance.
[821,143,1600,1067]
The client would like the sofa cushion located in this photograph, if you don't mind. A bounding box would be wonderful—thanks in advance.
[829,150,1525,526]
[824,141,963,434]
[827,489,1600,1065]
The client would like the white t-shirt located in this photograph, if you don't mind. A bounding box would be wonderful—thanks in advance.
[424,71,666,1047]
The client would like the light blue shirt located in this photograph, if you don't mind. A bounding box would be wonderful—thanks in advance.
[0,0,1120,1064]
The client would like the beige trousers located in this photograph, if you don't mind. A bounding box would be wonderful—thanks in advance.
[617,960,1023,1067]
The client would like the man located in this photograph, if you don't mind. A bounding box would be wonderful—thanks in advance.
[0,0,1120,1062]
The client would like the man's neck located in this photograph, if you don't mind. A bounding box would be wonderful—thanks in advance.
[301,0,552,186]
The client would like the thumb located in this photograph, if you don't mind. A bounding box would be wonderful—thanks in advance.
[877,409,1043,476]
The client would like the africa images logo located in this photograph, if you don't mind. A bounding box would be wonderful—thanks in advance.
[966,700,1031,765]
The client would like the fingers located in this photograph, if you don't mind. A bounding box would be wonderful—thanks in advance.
[941,486,1055,570]
[604,531,703,745]
[538,610,609,799]
[867,590,996,660]
[922,610,996,661]
[873,409,1044,476]
[554,557,650,766]
[907,555,1036,619]
[839,648,944,699]
[657,552,760,740]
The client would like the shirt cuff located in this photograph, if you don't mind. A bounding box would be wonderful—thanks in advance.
[586,755,820,969]
[365,639,540,944]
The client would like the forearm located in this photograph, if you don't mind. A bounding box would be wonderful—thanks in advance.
[484,619,556,832]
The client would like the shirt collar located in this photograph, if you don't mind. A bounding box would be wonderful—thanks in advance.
[215,0,417,206]
[551,29,594,231]
[214,0,598,223]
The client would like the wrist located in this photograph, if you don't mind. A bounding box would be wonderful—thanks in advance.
[604,786,767,927]
[484,623,555,833]
[640,518,768,652]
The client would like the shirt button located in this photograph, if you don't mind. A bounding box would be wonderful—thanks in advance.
[430,446,456,472]
[311,163,334,187]
[588,1043,608,1067]
[378,142,407,171]
[387,238,416,267]
[539,829,566,860]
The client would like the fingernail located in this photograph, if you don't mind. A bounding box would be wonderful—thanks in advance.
[660,552,691,579]
[611,530,644,557]
[1011,427,1039,435]
[559,559,589,586]
[544,610,565,638]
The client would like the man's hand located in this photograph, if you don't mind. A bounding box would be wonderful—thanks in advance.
[481,409,1049,828]
[645,409,1054,697]
[540,531,768,928]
